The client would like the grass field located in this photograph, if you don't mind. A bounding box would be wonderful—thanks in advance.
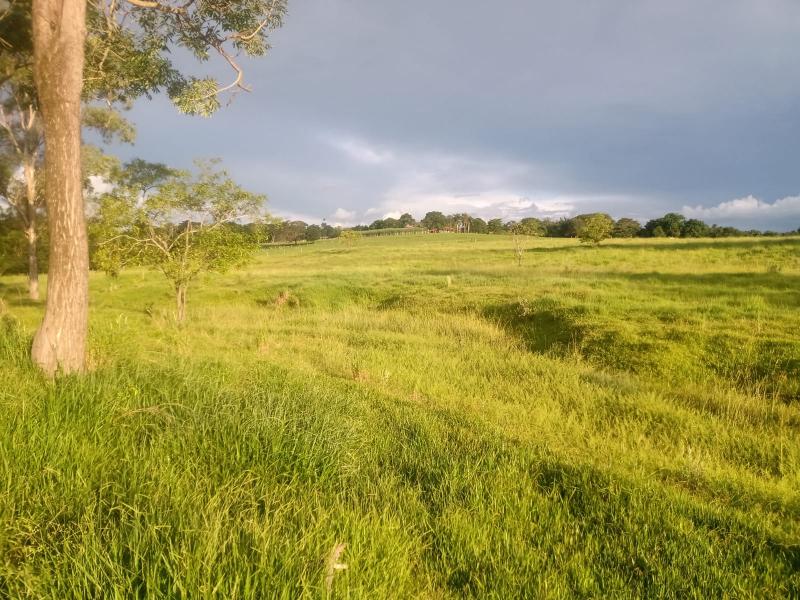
[1,234,799,598]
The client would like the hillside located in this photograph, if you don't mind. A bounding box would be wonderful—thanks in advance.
[1,235,799,597]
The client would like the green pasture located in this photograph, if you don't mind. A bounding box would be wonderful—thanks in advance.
[1,234,798,597]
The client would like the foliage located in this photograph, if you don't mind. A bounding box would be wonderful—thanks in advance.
[645,213,685,237]
[305,224,322,242]
[358,227,425,237]
[270,220,307,244]
[92,158,266,320]
[682,218,710,238]
[421,211,447,230]
[612,217,641,238]
[347,210,789,239]
[82,105,137,144]
[577,213,614,245]
[0,208,48,274]
[398,212,416,227]
[339,229,362,245]
[487,218,504,233]
[1,0,288,115]
[511,217,545,236]
[83,0,288,115]
[470,217,487,233]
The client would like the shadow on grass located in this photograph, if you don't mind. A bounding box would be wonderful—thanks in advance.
[599,271,800,306]
[611,270,800,286]
[0,281,41,308]
[524,237,800,254]
[482,302,583,354]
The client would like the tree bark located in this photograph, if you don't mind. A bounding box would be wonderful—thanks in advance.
[176,284,187,322]
[30,0,89,375]
[23,160,40,301]
[25,223,39,301]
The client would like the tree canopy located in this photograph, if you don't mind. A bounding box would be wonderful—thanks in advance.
[576,213,614,245]
[93,158,267,321]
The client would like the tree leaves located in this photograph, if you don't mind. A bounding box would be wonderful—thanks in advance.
[92,158,268,293]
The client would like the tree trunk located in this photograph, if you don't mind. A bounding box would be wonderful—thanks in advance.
[30,0,88,375]
[23,161,39,301]
[25,224,39,302]
[176,284,187,322]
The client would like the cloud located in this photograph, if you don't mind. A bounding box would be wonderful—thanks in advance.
[326,136,394,165]
[369,190,641,223]
[331,207,357,222]
[113,1,800,230]
[682,195,800,230]
[88,175,114,195]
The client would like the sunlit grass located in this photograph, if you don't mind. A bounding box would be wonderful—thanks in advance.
[1,234,799,597]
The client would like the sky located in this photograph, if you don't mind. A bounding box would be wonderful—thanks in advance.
[110,0,800,231]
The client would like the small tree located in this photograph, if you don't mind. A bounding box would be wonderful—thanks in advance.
[339,229,361,245]
[509,223,527,265]
[94,159,266,321]
[577,213,614,245]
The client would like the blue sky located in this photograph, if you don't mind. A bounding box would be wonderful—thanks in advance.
[110,0,800,230]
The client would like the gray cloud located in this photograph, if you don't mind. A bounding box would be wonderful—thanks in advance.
[110,0,800,230]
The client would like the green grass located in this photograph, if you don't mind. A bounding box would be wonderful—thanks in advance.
[1,234,799,598]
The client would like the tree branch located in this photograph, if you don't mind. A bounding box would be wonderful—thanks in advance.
[199,44,249,100]
[124,0,186,14]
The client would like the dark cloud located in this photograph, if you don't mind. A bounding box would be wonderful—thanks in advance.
[110,0,800,229]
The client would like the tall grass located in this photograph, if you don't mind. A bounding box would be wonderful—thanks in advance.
[1,235,799,597]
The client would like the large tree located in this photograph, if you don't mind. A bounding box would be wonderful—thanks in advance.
[421,211,447,231]
[29,0,89,374]
[26,0,286,374]
[644,213,685,238]
[612,217,642,238]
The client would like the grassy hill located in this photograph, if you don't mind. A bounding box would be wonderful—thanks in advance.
[1,234,798,597]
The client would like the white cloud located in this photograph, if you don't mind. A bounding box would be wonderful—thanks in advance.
[326,135,394,165]
[88,175,114,195]
[683,195,800,227]
[253,130,657,226]
[272,209,320,223]
[332,207,357,221]
[368,190,620,222]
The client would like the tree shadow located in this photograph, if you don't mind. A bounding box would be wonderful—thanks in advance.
[615,270,800,285]
[525,237,800,254]
[0,281,40,307]
[482,302,583,354]
[598,271,800,306]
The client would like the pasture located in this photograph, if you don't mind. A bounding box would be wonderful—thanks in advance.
[1,234,799,597]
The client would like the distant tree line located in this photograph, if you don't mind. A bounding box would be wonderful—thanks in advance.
[265,220,341,244]
[346,211,797,240]
[1,205,797,275]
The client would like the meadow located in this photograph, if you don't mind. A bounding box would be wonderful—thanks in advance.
[0,234,798,598]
